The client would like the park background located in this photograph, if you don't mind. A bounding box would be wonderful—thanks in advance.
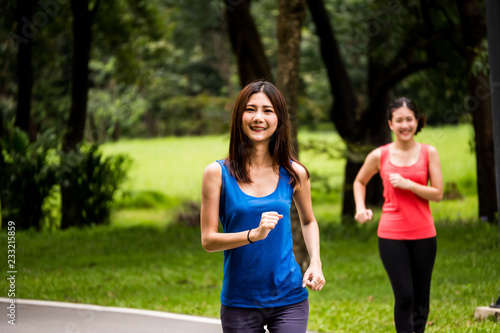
[0,0,499,332]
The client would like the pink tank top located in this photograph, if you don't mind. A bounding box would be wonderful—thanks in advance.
[378,143,436,240]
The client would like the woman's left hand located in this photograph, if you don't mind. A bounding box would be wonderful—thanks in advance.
[302,261,325,291]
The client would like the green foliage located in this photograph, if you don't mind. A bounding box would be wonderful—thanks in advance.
[0,126,58,230]
[160,94,232,136]
[1,0,481,142]
[87,58,149,141]
[0,125,131,230]
[59,145,130,227]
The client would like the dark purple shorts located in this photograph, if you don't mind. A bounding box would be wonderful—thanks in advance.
[220,298,309,333]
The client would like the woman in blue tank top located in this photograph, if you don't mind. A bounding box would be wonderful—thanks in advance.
[201,81,325,333]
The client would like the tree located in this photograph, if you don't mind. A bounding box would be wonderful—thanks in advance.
[456,0,497,222]
[13,0,37,141]
[63,0,96,151]
[277,0,306,153]
[306,0,458,223]
[224,0,274,86]
[61,0,164,228]
[60,0,100,229]
[484,0,500,240]
[276,0,309,269]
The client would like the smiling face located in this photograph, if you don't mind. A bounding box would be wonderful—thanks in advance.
[388,106,417,141]
[241,92,278,143]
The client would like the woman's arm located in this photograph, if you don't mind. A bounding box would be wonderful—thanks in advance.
[200,162,283,252]
[353,149,381,223]
[292,162,325,291]
[389,145,443,202]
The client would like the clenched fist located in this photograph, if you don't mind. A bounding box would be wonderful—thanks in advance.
[389,173,413,190]
[355,208,373,223]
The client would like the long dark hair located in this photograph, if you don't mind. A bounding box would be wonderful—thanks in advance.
[226,81,308,186]
[387,97,426,135]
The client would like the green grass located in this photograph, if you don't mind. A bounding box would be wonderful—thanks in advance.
[103,124,480,223]
[103,135,230,201]
[1,220,498,332]
[2,224,222,317]
[1,123,498,332]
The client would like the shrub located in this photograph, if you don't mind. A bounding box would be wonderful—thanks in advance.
[59,145,130,227]
[0,126,58,230]
[160,94,232,136]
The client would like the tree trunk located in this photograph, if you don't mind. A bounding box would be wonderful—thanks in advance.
[64,0,93,150]
[277,0,308,270]
[61,0,96,229]
[224,0,274,86]
[484,0,500,241]
[87,111,99,142]
[145,109,157,138]
[307,0,389,224]
[210,18,235,96]
[14,0,36,141]
[341,143,385,223]
[470,74,498,222]
[306,0,358,139]
[457,0,498,222]
[277,0,305,154]
[307,0,443,223]
[112,121,121,141]
[355,42,393,215]
[0,107,3,137]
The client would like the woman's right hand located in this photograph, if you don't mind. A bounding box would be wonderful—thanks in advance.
[252,211,283,241]
[355,208,373,223]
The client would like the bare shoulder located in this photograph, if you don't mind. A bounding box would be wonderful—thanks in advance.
[203,161,222,182]
[291,161,309,179]
[366,147,382,164]
[425,144,441,161]
[204,161,222,173]
[426,144,439,154]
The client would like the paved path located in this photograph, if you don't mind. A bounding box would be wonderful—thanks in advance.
[0,298,222,333]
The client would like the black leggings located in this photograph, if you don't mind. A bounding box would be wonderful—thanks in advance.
[378,237,437,333]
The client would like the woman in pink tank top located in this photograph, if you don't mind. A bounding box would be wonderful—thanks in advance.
[353,97,443,333]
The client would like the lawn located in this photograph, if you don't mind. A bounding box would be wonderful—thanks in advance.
[2,218,498,332]
[1,123,498,332]
[105,124,479,223]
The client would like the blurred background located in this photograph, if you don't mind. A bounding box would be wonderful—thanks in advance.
[0,1,499,331]
[0,0,496,230]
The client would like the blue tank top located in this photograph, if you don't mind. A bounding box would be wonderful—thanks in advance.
[217,160,308,308]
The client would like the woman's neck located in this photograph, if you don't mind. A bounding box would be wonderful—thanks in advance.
[392,138,418,151]
[248,142,274,169]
